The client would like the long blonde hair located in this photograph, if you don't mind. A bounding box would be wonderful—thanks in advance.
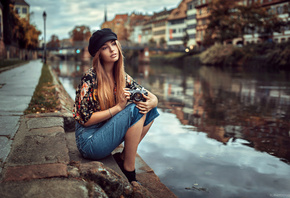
[92,40,125,110]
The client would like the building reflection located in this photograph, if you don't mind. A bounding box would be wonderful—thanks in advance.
[50,60,290,164]
[134,63,290,164]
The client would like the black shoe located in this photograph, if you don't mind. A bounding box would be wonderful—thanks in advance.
[113,152,139,183]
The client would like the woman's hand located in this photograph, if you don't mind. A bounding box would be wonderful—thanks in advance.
[134,91,158,114]
[117,88,130,110]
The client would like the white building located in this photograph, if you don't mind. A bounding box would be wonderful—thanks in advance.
[244,1,290,44]
[167,0,191,49]
[14,0,30,21]
[141,19,153,45]
[186,0,197,48]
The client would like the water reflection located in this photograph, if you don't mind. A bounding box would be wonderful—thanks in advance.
[50,60,290,198]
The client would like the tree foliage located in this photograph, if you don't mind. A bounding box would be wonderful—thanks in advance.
[2,2,41,49]
[205,0,239,44]
[47,34,60,49]
[17,17,41,49]
[182,30,189,47]
[205,0,286,44]
[69,25,91,42]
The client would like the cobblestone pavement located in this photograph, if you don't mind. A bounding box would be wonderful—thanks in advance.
[0,60,43,173]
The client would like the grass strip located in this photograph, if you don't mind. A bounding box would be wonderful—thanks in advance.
[0,59,28,69]
[24,64,60,114]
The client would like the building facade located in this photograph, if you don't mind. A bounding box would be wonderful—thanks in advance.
[14,0,29,21]
[128,13,151,45]
[141,18,153,45]
[244,0,290,44]
[151,8,172,47]
[195,0,211,46]
[186,0,198,48]
[102,0,289,48]
[167,0,191,48]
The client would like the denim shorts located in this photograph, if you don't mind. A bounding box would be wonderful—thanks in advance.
[75,103,159,160]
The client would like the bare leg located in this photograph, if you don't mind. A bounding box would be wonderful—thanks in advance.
[120,120,154,160]
[139,120,154,143]
[123,115,146,171]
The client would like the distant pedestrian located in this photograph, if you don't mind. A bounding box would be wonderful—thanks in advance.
[73,28,159,184]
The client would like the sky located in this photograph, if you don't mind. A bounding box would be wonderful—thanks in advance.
[25,0,181,41]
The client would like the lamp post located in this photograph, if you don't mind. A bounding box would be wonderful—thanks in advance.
[43,11,47,64]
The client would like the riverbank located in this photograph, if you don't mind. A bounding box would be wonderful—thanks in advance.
[0,60,177,198]
[149,41,290,71]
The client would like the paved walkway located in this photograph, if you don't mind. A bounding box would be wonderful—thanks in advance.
[0,60,43,172]
[0,60,177,198]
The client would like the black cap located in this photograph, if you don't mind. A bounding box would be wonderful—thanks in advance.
[88,28,117,57]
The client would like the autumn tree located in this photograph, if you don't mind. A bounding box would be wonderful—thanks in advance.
[18,17,41,49]
[1,1,41,49]
[47,34,60,49]
[69,25,91,42]
[10,4,41,49]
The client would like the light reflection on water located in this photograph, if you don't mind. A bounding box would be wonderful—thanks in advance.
[51,60,290,198]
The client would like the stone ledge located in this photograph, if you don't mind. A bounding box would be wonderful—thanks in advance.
[3,163,68,182]
[0,178,89,198]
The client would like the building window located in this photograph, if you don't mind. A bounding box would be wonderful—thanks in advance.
[15,7,20,14]
[188,3,193,10]
[188,24,197,29]
[189,34,196,39]
[22,7,27,14]
[187,14,196,20]
[153,30,165,35]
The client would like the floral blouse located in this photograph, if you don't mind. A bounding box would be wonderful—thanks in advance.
[73,67,143,125]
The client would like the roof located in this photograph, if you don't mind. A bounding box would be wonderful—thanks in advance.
[129,14,151,26]
[167,0,191,21]
[115,14,128,21]
[14,0,29,6]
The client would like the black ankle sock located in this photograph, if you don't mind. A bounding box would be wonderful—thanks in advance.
[113,153,138,183]
[122,169,137,183]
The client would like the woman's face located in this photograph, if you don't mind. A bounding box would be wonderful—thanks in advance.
[99,40,119,64]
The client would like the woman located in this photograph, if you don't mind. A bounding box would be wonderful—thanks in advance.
[73,28,159,183]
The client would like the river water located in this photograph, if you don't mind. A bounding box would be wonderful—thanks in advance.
[50,60,290,198]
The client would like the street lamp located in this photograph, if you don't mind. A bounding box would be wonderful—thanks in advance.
[43,11,47,64]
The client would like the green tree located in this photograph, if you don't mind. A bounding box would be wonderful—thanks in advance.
[182,30,189,47]
[206,0,239,44]
[148,38,156,48]
[234,2,285,43]
[160,37,167,48]
[206,0,286,45]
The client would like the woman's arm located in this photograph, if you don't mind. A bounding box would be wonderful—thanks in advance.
[83,88,131,127]
[83,104,122,127]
